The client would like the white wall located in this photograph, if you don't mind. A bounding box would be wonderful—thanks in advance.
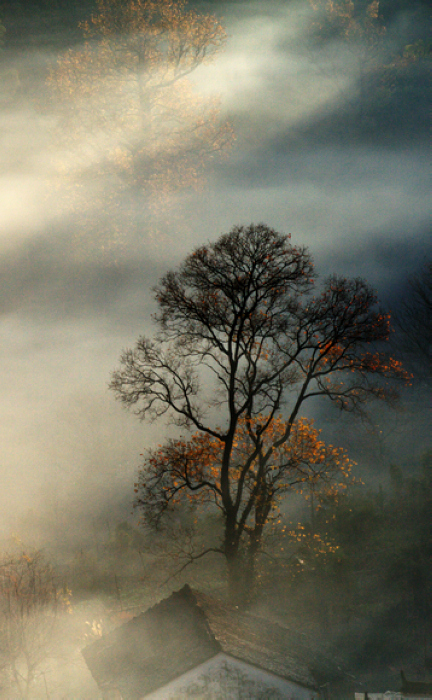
[142,652,320,699]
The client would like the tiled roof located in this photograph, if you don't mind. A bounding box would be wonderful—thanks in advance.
[82,585,336,699]
[193,589,327,689]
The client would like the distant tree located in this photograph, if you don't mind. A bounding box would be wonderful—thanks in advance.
[111,223,408,601]
[392,261,432,385]
[307,0,386,122]
[48,0,233,252]
[352,452,432,667]
[0,547,71,699]
[308,0,386,46]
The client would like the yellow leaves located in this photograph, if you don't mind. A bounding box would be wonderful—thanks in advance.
[84,619,104,641]
[360,351,412,382]
[58,586,73,614]
[140,431,224,510]
[366,0,380,20]
[308,0,385,44]
[138,409,354,551]
[47,0,233,256]
[284,522,338,557]
[317,341,345,367]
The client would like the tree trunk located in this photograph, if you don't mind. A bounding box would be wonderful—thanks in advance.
[226,538,260,608]
[227,553,255,608]
[224,502,267,607]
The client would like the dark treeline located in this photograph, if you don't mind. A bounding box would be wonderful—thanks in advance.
[259,451,432,689]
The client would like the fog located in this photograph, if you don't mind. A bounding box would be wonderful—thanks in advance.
[0,0,429,530]
[0,0,430,694]
[0,0,429,527]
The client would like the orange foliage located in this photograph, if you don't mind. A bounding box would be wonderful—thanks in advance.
[136,414,354,532]
[48,0,233,254]
[308,0,386,45]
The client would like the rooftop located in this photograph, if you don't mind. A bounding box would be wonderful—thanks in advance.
[83,585,340,699]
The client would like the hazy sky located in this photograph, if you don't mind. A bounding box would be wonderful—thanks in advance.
[0,0,430,543]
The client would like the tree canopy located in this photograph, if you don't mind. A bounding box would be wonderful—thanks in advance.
[48,0,233,251]
[111,223,408,600]
[308,0,386,46]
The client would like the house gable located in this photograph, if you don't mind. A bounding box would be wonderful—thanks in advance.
[83,585,338,699]
[193,589,325,690]
[82,587,220,699]
[142,652,321,700]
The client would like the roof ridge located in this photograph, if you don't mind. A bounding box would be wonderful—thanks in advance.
[190,587,345,673]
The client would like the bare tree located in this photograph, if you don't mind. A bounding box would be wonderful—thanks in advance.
[307,0,386,121]
[392,261,432,386]
[48,0,233,253]
[0,547,70,699]
[110,223,408,601]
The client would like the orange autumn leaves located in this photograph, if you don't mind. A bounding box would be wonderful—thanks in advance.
[135,415,354,527]
[308,0,385,45]
[48,0,233,252]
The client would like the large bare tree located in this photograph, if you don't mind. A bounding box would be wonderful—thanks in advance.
[111,223,408,600]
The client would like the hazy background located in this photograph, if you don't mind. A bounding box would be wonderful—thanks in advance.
[0,0,430,549]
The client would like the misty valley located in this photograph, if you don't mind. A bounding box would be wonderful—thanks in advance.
[0,0,430,698]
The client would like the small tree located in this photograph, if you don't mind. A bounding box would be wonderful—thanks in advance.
[111,223,408,600]
[0,548,70,699]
